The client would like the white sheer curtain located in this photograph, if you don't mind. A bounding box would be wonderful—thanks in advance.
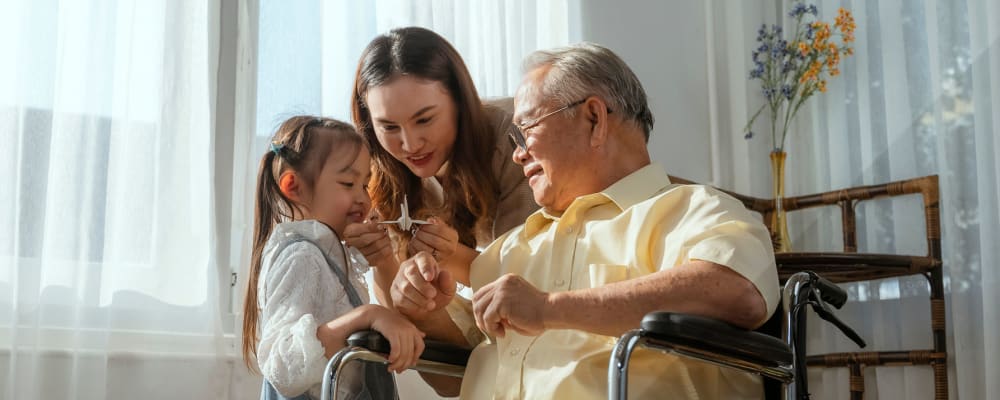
[0,1,254,399]
[254,0,571,138]
[711,0,999,399]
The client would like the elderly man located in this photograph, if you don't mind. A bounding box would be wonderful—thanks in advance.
[390,43,779,399]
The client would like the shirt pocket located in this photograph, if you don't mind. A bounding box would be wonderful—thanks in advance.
[586,263,630,288]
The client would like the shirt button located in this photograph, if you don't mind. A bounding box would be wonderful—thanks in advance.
[554,279,566,287]
[509,347,520,356]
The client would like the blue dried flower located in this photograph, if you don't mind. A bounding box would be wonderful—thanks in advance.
[745,131,755,140]
[771,41,784,57]
[781,84,794,99]
[764,87,777,101]
[808,5,818,15]
[782,61,794,73]
[789,3,808,17]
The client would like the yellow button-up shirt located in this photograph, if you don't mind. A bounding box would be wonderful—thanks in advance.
[457,163,779,399]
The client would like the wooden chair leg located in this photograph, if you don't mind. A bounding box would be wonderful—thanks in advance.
[933,361,948,400]
[849,363,864,400]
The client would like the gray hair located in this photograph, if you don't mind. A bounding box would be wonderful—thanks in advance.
[522,42,654,141]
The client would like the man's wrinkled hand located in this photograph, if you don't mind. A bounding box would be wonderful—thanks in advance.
[472,273,550,338]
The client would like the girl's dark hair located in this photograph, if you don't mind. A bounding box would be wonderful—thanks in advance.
[351,26,498,248]
[241,116,363,372]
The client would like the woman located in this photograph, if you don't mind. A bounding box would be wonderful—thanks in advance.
[344,26,536,300]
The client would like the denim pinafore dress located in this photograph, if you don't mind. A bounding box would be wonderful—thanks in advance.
[260,234,397,400]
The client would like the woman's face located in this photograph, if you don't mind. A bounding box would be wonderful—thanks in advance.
[365,76,459,178]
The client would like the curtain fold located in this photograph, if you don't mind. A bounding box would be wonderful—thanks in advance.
[711,0,999,399]
[0,1,247,398]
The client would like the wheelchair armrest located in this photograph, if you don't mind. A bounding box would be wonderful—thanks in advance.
[346,330,472,366]
[640,312,792,367]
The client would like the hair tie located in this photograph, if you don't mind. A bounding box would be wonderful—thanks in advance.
[269,142,285,156]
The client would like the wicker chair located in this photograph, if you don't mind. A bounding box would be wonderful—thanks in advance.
[669,174,946,400]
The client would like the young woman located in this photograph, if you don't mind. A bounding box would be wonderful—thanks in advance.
[345,27,538,299]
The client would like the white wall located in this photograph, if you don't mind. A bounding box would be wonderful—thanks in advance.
[575,0,715,182]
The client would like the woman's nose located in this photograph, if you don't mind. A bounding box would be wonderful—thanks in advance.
[399,127,423,153]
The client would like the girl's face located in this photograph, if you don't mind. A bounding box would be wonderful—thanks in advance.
[364,76,459,178]
[302,145,372,236]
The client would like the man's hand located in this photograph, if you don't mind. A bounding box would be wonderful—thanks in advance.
[472,273,550,338]
[343,221,396,267]
[391,251,456,321]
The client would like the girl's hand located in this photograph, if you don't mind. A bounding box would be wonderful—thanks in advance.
[369,307,426,372]
[408,217,459,262]
[344,220,396,267]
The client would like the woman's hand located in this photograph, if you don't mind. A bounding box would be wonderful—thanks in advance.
[408,217,459,262]
[344,220,396,268]
[368,307,426,372]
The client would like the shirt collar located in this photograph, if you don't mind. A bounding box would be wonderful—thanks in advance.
[602,162,672,211]
[521,162,672,236]
[269,219,340,251]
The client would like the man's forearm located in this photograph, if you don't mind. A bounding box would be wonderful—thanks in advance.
[544,260,768,336]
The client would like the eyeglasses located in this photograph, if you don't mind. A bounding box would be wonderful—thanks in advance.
[507,98,587,151]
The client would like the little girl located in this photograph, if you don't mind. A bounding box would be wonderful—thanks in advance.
[242,116,424,399]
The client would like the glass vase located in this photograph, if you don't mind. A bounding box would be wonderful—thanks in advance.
[769,151,791,252]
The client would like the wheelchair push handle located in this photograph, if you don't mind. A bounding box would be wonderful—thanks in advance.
[801,272,867,348]
[808,271,847,308]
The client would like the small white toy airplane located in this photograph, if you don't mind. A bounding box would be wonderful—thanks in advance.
[378,195,429,232]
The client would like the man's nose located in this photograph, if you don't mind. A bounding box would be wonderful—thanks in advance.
[512,142,529,165]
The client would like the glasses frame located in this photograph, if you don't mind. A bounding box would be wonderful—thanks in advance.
[507,98,588,151]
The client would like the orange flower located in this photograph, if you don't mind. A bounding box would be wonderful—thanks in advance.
[835,8,856,42]
[798,42,810,56]
[818,80,827,92]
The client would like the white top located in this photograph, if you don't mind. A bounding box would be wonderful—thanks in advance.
[256,220,371,399]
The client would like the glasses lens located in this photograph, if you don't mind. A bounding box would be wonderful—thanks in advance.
[508,126,527,150]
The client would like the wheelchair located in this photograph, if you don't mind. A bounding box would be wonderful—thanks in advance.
[321,271,865,400]
[610,271,867,399]
[319,330,472,400]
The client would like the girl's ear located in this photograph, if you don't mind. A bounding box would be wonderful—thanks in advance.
[278,171,303,203]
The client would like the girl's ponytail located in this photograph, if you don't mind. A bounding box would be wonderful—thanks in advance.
[242,148,284,372]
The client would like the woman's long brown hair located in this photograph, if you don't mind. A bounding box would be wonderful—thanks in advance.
[351,26,499,248]
[241,116,363,372]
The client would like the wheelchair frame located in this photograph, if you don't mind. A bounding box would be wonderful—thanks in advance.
[320,271,863,400]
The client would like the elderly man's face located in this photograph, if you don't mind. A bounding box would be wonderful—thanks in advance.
[511,67,599,212]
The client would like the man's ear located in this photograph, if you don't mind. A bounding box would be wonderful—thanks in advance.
[278,171,303,203]
[584,96,610,148]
